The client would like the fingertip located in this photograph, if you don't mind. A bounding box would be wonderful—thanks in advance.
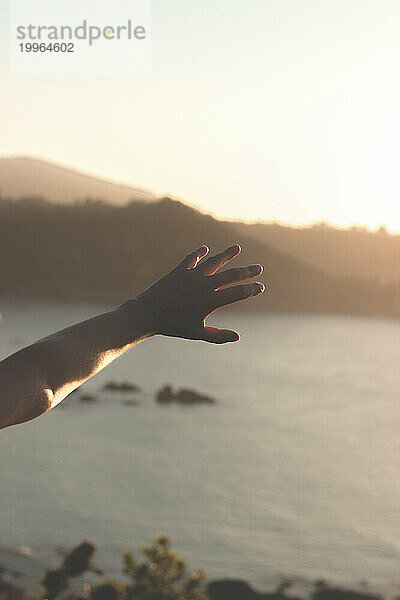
[225,329,240,342]
[225,243,241,255]
[249,264,263,276]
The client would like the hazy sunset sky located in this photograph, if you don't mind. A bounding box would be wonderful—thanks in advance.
[1,0,400,230]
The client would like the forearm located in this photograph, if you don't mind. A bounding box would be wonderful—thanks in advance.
[0,299,153,428]
[0,243,265,430]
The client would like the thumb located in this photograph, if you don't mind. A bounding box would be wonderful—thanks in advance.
[202,326,240,344]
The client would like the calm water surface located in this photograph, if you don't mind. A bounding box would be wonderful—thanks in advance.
[0,300,399,595]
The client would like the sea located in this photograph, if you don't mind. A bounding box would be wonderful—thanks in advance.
[0,299,399,596]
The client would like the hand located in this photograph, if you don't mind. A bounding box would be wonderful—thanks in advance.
[135,244,265,344]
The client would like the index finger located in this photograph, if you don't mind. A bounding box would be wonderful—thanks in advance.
[198,244,241,276]
[175,245,209,270]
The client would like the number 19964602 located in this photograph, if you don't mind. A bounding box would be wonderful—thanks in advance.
[19,42,74,52]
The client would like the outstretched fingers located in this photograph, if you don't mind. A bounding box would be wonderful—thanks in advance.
[210,264,263,289]
[202,326,240,344]
[211,281,265,310]
[198,244,241,276]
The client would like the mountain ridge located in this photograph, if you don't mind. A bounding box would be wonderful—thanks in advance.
[0,194,398,319]
[0,155,398,292]
[0,156,156,205]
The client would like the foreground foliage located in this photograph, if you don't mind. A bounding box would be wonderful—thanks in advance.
[0,535,384,600]
[0,536,208,600]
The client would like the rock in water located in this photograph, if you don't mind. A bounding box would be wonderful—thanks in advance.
[79,394,97,402]
[156,385,175,404]
[155,385,216,405]
[103,381,140,392]
[176,388,215,405]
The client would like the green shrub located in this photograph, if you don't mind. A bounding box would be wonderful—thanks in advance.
[123,536,208,600]
[1,537,208,600]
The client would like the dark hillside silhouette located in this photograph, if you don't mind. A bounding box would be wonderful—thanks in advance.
[1,157,398,284]
[235,221,400,284]
[0,196,398,318]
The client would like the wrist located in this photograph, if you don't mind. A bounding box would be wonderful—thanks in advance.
[114,298,156,342]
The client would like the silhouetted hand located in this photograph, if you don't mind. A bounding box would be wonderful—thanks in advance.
[135,244,265,343]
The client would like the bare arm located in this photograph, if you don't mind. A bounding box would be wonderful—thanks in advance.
[0,244,264,429]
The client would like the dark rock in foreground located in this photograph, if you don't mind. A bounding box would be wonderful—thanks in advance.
[208,579,301,600]
[312,582,381,600]
[0,578,25,600]
[103,381,140,392]
[209,579,263,599]
[156,385,216,405]
[208,580,381,600]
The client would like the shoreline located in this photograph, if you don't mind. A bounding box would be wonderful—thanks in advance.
[0,293,398,324]
[0,550,386,600]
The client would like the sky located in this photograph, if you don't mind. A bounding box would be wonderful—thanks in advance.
[1,0,400,230]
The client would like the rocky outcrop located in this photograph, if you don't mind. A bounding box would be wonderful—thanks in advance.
[207,579,301,600]
[79,394,97,402]
[208,580,381,600]
[156,385,216,405]
[103,381,140,392]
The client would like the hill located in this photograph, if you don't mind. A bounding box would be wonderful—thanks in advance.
[0,156,156,205]
[234,221,400,284]
[2,155,398,287]
[0,195,398,319]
